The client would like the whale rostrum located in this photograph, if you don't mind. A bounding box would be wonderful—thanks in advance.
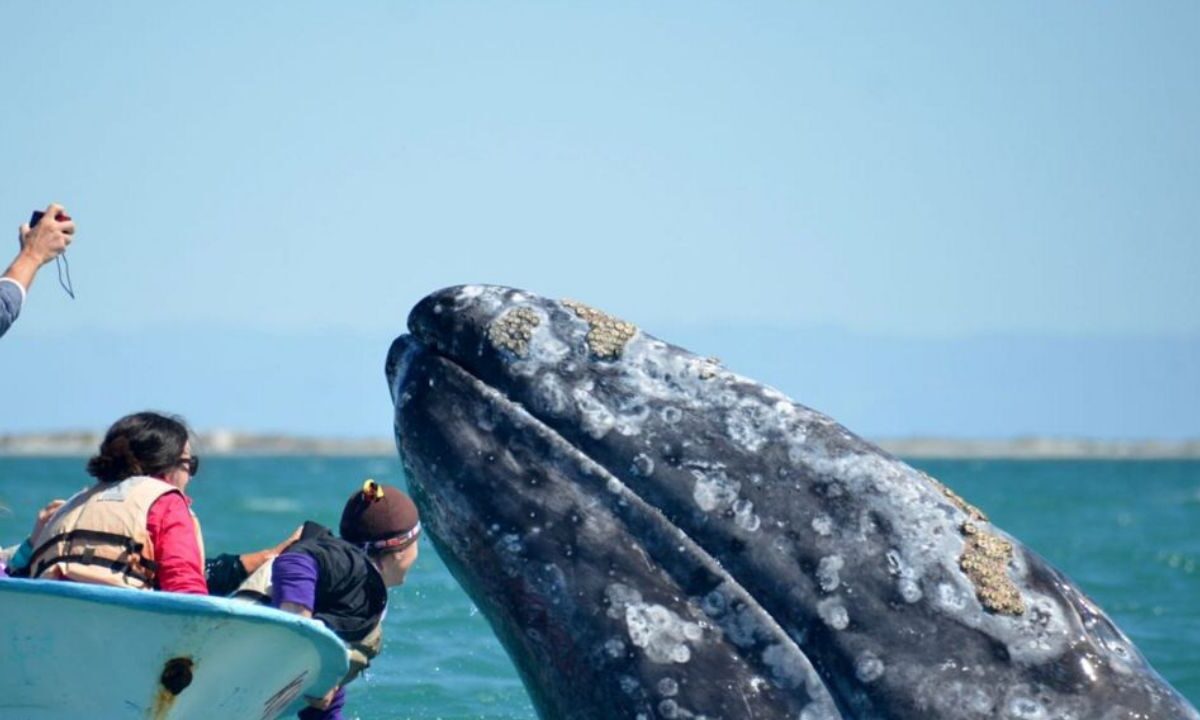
[387,284,1198,720]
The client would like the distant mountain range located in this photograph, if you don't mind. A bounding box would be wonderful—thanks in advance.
[2,431,1197,459]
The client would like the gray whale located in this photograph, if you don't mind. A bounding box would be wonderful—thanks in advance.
[387,284,1198,720]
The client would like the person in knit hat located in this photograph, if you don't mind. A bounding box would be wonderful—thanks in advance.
[270,480,421,720]
[339,480,422,559]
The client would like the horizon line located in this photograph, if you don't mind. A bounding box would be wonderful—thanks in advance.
[2,431,1198,460]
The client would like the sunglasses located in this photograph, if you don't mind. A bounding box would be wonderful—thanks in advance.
[177,456,201,476]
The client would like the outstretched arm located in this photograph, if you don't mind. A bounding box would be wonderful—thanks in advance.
[3,499,67,576]
[4,203,75,291]
[205,525,302,596]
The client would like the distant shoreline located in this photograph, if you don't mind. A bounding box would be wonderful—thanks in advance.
[1,432,1198,459]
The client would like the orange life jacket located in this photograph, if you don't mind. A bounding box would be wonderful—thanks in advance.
[28,475,205,590]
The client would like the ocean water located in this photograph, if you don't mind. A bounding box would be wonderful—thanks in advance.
[1,457,1197,718]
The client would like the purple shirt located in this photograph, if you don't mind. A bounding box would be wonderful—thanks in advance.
[271,553,320,610]
[272,553,346,720]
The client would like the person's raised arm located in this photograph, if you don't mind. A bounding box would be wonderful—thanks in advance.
[205,525,302,596]
[3,203,75,292]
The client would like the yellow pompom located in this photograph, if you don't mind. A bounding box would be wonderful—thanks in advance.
[362,479,385,502]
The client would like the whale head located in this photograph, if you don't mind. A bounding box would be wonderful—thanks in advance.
[387,284,1198,720]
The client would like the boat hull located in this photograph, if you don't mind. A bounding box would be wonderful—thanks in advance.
[0,578,348,720]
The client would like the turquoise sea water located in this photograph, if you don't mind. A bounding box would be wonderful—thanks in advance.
[2,457,1197,718]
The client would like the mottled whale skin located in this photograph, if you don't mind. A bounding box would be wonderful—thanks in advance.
[387,285,1198,720]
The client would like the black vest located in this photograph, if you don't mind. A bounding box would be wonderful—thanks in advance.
[284,522,387,643]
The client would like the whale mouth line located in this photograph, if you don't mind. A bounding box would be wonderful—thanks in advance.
[400,337,824,695]
[411,335,677,529]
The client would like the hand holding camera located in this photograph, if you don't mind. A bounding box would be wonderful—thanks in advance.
[20,203,75,266]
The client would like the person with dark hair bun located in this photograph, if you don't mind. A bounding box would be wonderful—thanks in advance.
[4,412,303,595]
[15,411,210,594]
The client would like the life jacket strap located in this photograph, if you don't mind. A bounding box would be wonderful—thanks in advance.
[30,528,156,585]
[30,528,145,562]
[33,553,156,584]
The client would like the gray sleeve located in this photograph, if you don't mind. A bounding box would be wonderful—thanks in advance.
[0,279,23,338]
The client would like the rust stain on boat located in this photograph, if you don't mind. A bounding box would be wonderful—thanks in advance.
[150,656,194,719]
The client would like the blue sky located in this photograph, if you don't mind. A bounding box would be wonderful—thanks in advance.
[1,3,1196,439]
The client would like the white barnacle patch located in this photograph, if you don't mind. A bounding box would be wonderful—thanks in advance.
[725,401,773,452]
[458,285,505,314]
[733,498,761,532]
[920,679,995,717]
[656,678,679,697]
[607,583,702,664]
[786,439,823,470]
[698,583,766,647]
[532,335,570,363]
[711,388,740,409]
[456,284,485,302]
[607,583,643,619]
[613,403,652,437]
[661,406,683,423]
[693,356,722,381]
[898,578,924,604]
[811,515,834,536]
[817,598,850,630]
[533,373,569,415]
[886,549,924,603]
[816,555,845,593]
[936,582,969,613]
[625,604,703,664]
[854,651,885,683]
[1005,695,1047,719]
[631,453,655,477]
[963,686,996,716]
[1002,595,1071,664]
[604,638,626,658]
[690,468,740,513]
[573,383,616,439]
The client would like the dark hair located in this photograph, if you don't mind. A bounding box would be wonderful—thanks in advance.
[86,412,192,483]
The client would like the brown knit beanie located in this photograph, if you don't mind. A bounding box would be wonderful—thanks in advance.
[340,480,421,553]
